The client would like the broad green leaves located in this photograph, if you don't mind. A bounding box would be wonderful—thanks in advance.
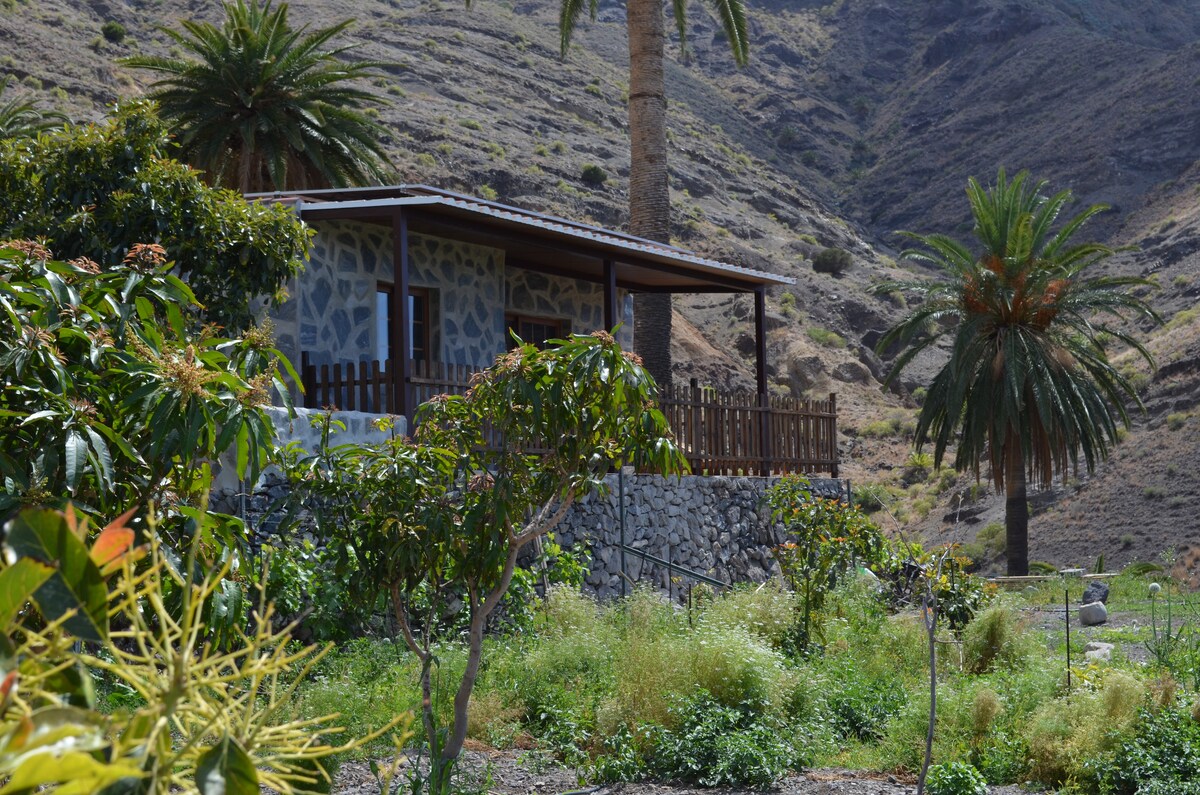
[0,243,289,516]
[0,505,398,795]
[0,559,53,628]
[1,508,134,642]
[5,509,107,641]
[196,737,259,795]
[0,103,310,331]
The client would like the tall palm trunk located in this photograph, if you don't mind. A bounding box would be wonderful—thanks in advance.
[627,0,672,389]
[1004,432,1030,576]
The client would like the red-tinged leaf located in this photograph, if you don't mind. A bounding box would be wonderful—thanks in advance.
[100,544,148,579]
[90,507,138,568]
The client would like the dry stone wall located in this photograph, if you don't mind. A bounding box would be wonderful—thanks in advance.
[216,439,843,603]
[556,473,791,600]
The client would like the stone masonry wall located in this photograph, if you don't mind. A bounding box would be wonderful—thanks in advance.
[273,220,633,371]
[213,467,800,603]
[556,473,791,600]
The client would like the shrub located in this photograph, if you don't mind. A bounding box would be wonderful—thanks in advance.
[812,247,852,275]
[962,603,1021,673]
[1028,673,1144,786]
[1167,412,1190,430]
[806,326,846,348]
[698,580,798,650]
[101,20,127,43]
[649,692,796,788]
[581,163,607,186]
[0,103,309,332]
[1101,706,1200,793]
[976,522,1006,557]
[926,761,987,795]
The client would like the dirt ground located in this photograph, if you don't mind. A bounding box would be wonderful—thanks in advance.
[330,751,1029,795]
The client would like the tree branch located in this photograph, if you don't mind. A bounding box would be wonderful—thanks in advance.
[389,582,428,664]
[512,491,576,548]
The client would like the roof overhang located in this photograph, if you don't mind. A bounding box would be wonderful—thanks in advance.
[248,185,792,294]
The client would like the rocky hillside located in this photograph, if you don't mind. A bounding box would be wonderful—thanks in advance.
[3,0,1199,567]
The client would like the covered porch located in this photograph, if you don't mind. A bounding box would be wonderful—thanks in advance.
[260,185,839,477]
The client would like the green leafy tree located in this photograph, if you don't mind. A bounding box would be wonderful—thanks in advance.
[0,102,310,331]
[876,169,1159,575]
[124,0,393,192]
[766,474,885,650]
[0,241,292,524]
[283,331,686,794]
[0,74,67,139]
[557,0,748,388]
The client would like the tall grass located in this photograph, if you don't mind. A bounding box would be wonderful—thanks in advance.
[288,571,1196,793]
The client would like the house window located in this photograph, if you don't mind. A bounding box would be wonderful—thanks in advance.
[376,284,434,364]
[506,314,566,349]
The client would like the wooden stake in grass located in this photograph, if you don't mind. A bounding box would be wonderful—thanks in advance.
[1065,587,1072,694]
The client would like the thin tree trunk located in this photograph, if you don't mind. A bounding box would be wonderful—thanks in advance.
[1005,434,1030,576]
[627,0,672,389]
[917,589,936,795]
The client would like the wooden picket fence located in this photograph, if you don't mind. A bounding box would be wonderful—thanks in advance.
[299,357,838,476]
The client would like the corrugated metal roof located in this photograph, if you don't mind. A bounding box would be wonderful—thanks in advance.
[252,185,792,288]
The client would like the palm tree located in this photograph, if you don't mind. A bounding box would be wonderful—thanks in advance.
[124,0,392,193]
[559,0,748,388]
[877,169,1159,575]
[0,76,67,140]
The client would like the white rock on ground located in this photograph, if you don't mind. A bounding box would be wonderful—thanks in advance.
[1084,641,1114,662]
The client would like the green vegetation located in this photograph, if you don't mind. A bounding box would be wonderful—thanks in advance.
[876,169,1160,575]
[581,163,608,186]
[123,0,392,191]
[0,505,403,794]
[100,20,126,43]
[0,103,310,331]
[926,761,987,795]
[0,242,288,518]
[282,332,685,794]
[0,74,67,139]
[812,247,853,275]
[286,554,1200,794]
[807,326,846,348]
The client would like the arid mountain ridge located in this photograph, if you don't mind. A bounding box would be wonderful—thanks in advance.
[3,0,1200,571]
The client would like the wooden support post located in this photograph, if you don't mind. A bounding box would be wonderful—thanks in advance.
[755,288,771,475]
[391,209,412,421]
[603,259,618,332]
[830,392,839,478]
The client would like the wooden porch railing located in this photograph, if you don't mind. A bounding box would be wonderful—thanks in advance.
[299,356,838,476]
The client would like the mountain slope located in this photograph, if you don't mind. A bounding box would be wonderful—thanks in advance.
[2,0,1200,566]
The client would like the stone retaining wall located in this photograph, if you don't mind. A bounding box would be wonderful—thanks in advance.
[214,466,845,602]
[555,473,791,600]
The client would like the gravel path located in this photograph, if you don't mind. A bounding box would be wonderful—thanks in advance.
[330,751,1031,795]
